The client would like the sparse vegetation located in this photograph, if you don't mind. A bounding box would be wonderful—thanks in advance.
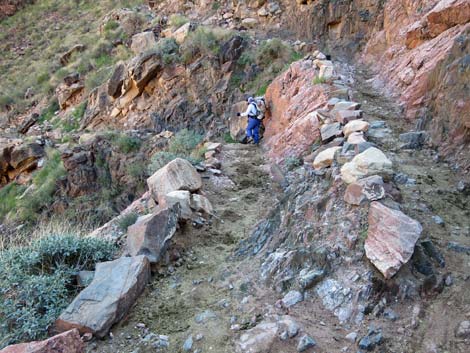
[106,132,142,153]
[0,0,141,116]
[0,233,116,347]
[168,14,189,28]
[181,26,233,64]
[147,129,205,174]
[117,212,139,232]
[284,156,303,171]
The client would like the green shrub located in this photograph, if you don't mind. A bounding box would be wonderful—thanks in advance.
[154,38,180,65]
[38,99,60,123]
[62,101,87,132]
[256,82,269,96]
[168,14,189,28]
[181,26,232,63]
[0,234,116,347]
[168,128,204,155]
[117,212,138,232]
[114,135,142,153]
[284,156,302,171]
[0,183,26,222]
[256,39,293,67]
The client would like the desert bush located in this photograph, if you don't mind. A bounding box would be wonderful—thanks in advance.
[115,135,142,153]
[180,26,233,63]
[168,14,189,28]
[0,233,116,347]
[155,38,180,65]
[256,38,294,67]
[117,212,139,232]
[168,128,204,155]
[284,156,303,171]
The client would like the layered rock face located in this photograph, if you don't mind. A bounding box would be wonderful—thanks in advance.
[0,139,44,185]
[263,60,331,162]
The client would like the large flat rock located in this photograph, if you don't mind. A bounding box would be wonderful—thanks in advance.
[55,256,150,338]
[365,202,422,279]
[0,329,84,353]
[147,158,202,202]
[127,205,180,263]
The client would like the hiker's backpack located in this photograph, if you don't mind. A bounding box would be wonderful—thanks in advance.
[254,97,266,120]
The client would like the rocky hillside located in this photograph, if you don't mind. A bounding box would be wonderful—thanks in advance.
[0,1,469,353]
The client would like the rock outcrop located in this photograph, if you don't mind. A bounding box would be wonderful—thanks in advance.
[264,60,331,161]
[365,202,423,279]
[127,205,180,263]
[55,256,150,338]
[0,140,44,185]
[0,329,84,353]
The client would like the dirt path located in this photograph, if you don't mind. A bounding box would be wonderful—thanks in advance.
[353,67,470,353]
[89,143,277,353]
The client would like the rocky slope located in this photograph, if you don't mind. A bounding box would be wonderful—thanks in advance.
[0,1,469,353]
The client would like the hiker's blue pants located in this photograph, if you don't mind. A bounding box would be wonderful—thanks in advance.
[246,117,260,144]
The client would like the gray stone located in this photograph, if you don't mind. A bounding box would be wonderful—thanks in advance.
[297,335,316,352]
[282,290,304,308]
[298,269,325,289]
[432,215,444,225]
[345,332,358,342]
[358,328,383,351]
[399,131,429,149]
[55,256,150,338]
[455,320,470,338]
[183,335,193,351]
[321,122,343,142]
[383,308,399,321]
[195,310,217,323]
[127,205,180,263]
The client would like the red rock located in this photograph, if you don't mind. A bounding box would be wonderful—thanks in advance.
[365,202,423,279]
[344,175,385,205]
[0,329,84,353]
[264,60,331,162]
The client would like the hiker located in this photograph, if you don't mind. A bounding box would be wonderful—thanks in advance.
[237,97,262,145]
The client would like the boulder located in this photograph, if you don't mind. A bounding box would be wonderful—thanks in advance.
[9,143,44,170]
[0,329,84,353]
[398,131,429,149]
[55,256,150,337]
[56,80,84,110]
[147,158,202,202]
[190,194,213,215]
[107,62,127,98]
[131,31,157,54]
[60,44,86,66]
[344,175,385,205]
[18,113,39,134]
[313,146,341,169]
[365,202,422,279]
[236,322,278,353]
[242,18,258,28]
[334,101,361,111]
[127,52,162,91]
[171,22,191,44]
[159,190,192,220]
[455,320,470,339]
[297,335,316,352]
[340,147,393,184]
[334,110,363,124]
[127,205,180,263]
[219,35,244,64]
[347,131,367,145]
[320,122,342,142]
[343,120,370,137]
[281,290,304,308]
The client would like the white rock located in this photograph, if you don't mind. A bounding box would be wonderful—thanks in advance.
[340,147,393,184]
[313,146,341,169]
[343,120,370,137]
